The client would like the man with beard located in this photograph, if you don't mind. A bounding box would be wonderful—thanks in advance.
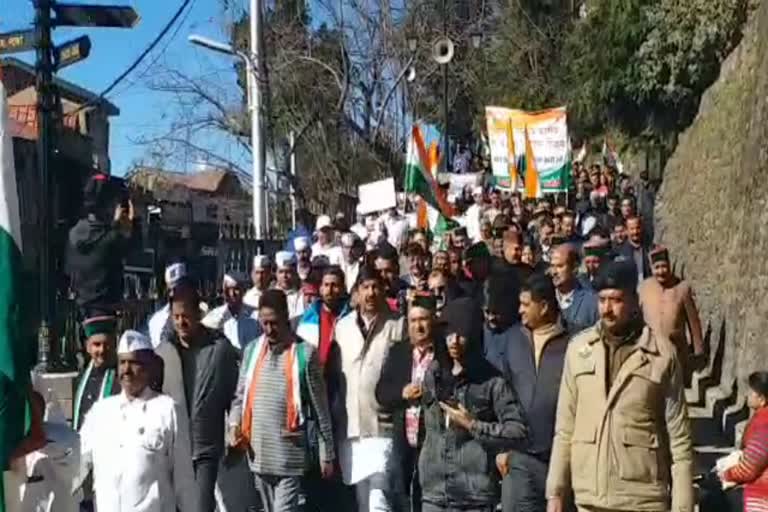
[334,266,405,512]
[155,287,239,512]
[611,222,627,249]
[558,211,581,247]
[377,294,439,512]
[546,261,693,512]
[229,290,335,512]
[78,330,196,512]
[202,271,261,352]
[639,247,705,382]
[493,274,571,512]
[451,227,470,253]
[549,244,599,334]
[614,216,652,283]
[244,255,274,309]
[294,236,313,283]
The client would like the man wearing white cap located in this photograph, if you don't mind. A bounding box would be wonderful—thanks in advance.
[312,215,343,265]
[273,251,305,320]
[147,262,197,348]
[77,330,197,512]
[202,271,261,351]
[244,255,273,309]
[293,237,313,282]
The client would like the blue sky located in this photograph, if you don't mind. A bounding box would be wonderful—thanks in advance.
[1,0,246,176]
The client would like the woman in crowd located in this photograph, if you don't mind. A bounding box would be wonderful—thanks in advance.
[418,298,527,512]
[721,371,768,511]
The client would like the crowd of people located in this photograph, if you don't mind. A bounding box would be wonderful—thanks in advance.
[8,161,768,512]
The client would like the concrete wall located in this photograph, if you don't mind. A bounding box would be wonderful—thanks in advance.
[655,0,768,398]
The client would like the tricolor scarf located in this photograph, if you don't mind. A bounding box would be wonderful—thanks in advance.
[73,361,116,430]
[240,336,308,446]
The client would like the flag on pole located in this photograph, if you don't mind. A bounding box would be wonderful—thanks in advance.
[405,125,454,218]
[505,119,518,191]
[523,126,541,199]
[0,83,30,512]
[574,142,588,164]
[602,137,625,173]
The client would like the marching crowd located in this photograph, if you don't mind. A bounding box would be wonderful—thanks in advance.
[9,162,768,512]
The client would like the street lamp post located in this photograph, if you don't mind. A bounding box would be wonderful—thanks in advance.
[188,15,266,241]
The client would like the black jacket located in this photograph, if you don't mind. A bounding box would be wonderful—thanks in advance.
[376,340,430,512]
[418,358,527,509]
[169,327,239,460]
[484,323,570,461]
[65,217,135,311]
[614,239,652,280]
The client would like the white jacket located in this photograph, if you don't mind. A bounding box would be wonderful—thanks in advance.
[78,389,196,512]
[334,311,404,440]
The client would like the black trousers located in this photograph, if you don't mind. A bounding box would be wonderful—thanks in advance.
[502,452,575,512]
[193,457,219,512]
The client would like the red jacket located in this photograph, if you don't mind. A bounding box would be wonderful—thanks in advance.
[724,407,768,500]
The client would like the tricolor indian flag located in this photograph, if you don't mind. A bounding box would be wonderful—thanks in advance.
[0,83,30,512]
[405,125,457,239]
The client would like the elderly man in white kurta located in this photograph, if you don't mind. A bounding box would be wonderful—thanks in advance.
[273,251,306,320]
[78,330,196,512]
[244,255,274,309]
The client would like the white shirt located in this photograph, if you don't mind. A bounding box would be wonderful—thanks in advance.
[5,422,81,512]
[556,288,576,311]
[243,287,267,309]
[273,287,306,320]
[78,389,196,512]
[148,305,170,349]
[340,259,360,292]
[465,203,484,243]
[384,214,409,250]
[202,304,261,350]
[311,243,343,265]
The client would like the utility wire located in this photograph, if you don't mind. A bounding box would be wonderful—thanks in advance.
[68,0,194,116]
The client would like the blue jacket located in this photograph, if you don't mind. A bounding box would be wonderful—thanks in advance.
[560,282,599,334]
[484,323,570,461]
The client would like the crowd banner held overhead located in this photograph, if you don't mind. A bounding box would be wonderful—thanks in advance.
[0,83,30,512]
[486,106,572,193]
[446,172,483,198]
[357,178,397,216]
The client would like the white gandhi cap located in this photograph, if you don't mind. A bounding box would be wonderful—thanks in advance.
[253,255,271,270]
[293,236,310,251]
[118,330,153,354]
[275,250,297,269]
[164,262,188,287]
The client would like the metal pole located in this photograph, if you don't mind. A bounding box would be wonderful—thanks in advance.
[443,65,449,173]
[290,130,297,230]
[35,0,54,371]
[250,0,266,240]
[441,0,450,173]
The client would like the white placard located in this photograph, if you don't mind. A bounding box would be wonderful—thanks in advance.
[357,178,397,215]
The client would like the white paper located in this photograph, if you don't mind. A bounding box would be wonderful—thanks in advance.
[357,178,397,215]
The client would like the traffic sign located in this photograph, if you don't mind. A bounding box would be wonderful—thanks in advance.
[0,29,35,55]
[54,36,91,70]
[53,4,140,28]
